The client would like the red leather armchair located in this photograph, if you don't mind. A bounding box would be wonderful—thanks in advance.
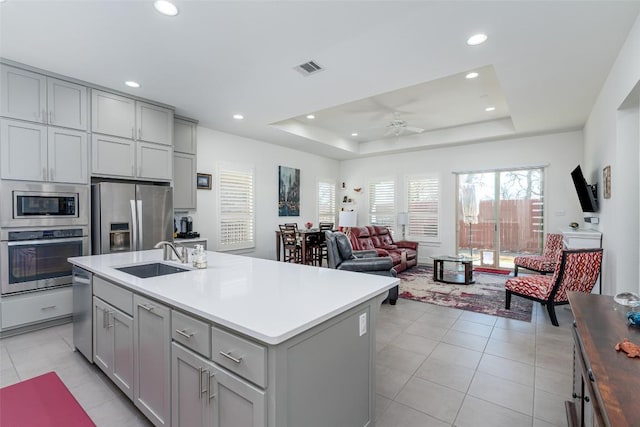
[349,226,418,273]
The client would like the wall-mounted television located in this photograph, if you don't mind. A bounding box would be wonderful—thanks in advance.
[571,165,599,213]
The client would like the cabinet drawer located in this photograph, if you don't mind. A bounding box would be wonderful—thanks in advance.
[94,276,133,316]
[211,326,267,388]
[1,287,72,329]
[171,310,210,358]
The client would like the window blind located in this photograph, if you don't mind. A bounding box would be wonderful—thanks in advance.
[368,179,396,228]
[218,165,255,251]
[317,180,336,225]
[407,175,440,240]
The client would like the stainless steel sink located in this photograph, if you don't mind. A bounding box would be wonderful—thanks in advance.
[115,262,190,278]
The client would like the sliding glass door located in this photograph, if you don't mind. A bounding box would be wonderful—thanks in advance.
[457,168,544,269]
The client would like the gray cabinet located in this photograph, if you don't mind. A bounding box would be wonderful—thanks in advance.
[0,118,87,183]
[174,118,197,154]
[92,89,173,146]
[172,342,265,427]
[1,65,47,123]
[173,152,196,209]
[91,134,171,181]
[138,141,173,181]
[134,294,171,427]
[1,65,87,131]
[93,296,134,399]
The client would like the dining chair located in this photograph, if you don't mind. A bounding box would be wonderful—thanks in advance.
[505,248,603,326]
[279,224,301,263]
[316,222,334,266]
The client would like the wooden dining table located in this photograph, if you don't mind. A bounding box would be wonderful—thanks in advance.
[275,229,328,265]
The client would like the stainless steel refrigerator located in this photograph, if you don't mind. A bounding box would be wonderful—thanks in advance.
[92,182,173,254]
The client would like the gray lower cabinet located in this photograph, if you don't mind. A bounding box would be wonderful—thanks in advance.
[172,342,265,427]
[93,296,134,399]
[134,294,171,427]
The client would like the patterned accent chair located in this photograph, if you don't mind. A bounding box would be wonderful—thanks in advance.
[505,249,603,326]
[513,233,564,276]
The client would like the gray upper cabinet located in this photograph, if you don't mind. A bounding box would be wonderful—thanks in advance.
[174,118,197,154]
[91,134,136,178]
[0,119,87,184]
[1,65,88,131]
[137,102,173,146]
[173,153,196,210]
[47,78,88,130]
[92,90,173,146]
[0,65,46,123]
[92,90,136,139]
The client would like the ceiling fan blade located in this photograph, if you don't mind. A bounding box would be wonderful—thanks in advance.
[405,126,425,134]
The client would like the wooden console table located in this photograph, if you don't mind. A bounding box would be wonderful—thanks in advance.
[568,292,640,427]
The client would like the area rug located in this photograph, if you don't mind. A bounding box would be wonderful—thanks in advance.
[0,371,95,427]
[398,265,533,322]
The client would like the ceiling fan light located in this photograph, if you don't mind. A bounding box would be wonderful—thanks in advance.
[154,0,179,16]
[467,33,488,46]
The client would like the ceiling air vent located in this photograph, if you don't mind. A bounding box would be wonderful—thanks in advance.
[295,60,323,76]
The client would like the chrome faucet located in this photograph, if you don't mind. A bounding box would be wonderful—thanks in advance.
[154,241,185,263]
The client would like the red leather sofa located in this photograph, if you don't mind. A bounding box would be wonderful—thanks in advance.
[349,226,418,273]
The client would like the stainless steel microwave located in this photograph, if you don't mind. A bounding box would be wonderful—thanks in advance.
[0,181,89,228]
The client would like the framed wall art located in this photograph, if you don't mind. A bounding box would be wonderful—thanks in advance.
[197,173,212,190]
[278,166,300,216]
[603,165,611,199]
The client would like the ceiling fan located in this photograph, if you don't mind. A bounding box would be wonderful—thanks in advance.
[384,113,425,137]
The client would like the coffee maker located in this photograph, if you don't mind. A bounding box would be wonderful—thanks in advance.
[177,216,198,238]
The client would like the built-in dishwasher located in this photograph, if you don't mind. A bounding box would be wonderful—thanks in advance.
[72,266,93,363]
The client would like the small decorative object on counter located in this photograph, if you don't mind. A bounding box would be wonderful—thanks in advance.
[627,311,640,327]
[615,338,640,358]
[569,222,579,230]
[193,244,207,269]
[305,221,313,230]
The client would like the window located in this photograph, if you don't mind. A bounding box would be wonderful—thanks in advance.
[368,179,395,228]
[406,174,440,240]
[317,179,336,225]
[217,164,255,251]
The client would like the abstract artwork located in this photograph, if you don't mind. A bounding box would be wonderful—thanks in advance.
[278,166,300,216]
[603,165,611,199]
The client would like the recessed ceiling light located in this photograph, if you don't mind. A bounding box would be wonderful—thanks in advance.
[465,72,479,79]
[233,114,244,120]
[467,33,488,46]
[351,133,358,137]
[125,81,140,88]
[153,0,179,16]
[306,115,315,119]
[485,106,496,112]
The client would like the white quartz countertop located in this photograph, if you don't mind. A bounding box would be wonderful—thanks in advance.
[69,250,398,345]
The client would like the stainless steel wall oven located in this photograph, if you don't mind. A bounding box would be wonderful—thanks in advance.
[0,227,89,295]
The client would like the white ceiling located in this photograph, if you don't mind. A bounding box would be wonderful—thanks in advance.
[1,1,639,160]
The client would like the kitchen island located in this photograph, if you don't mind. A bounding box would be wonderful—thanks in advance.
[69,249,398,427]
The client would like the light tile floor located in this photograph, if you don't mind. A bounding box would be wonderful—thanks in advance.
[0,299,573,427]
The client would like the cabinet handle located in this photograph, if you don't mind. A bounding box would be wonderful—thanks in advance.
[219,351,242,364]
[107,311,114,328]
[588,369,595,382]
[102,309,108,328]
[175,329,194,339]
[208,372,216,401]
[201,369,208,394]
[139,303,154,312]
[41,305,56,310]
[198,367,204,400]
[584,395,590,403]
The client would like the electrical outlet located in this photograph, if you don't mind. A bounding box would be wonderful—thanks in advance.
[359,313,367,336]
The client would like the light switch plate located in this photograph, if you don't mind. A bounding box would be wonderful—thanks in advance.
[359,313,367,336]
